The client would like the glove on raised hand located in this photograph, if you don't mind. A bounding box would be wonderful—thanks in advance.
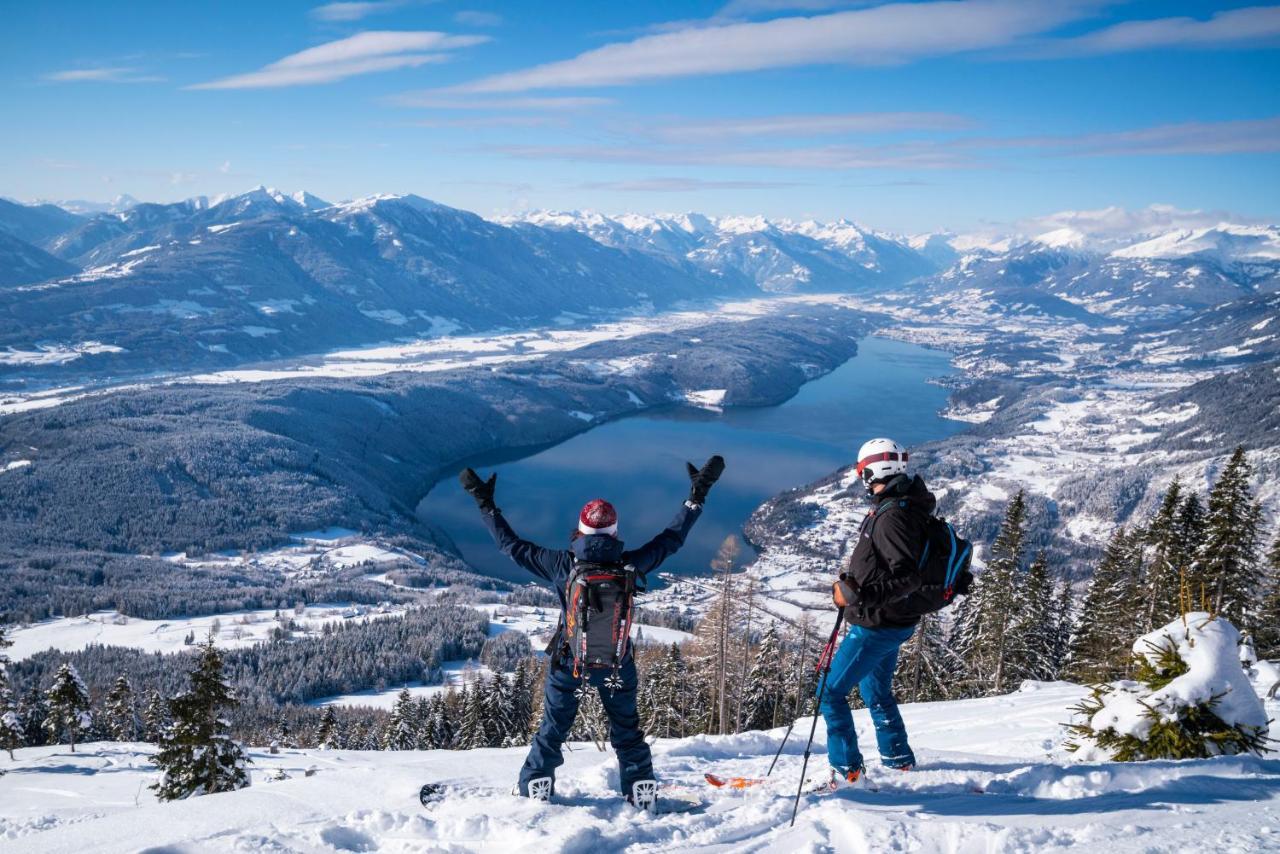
[685,455,726,506]
[459,468,498,513]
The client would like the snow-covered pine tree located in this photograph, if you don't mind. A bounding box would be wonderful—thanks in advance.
[1253,532,1280,660]
[484,674,513,747]
[150,637,251,801]
[570,681,610,749]
[20,685,47,748]
[1065,527,1144,683]
[382,688,418,750]
[44,662,92,752]
[741,623,787,730]
[413,697,432,748]
[455,684,487,750]
[315,706,340,749]
[0,625,21,762]
[894,611,961,702]
[104,675,139,742]
[507,659,534,746]
[953,490,1028,696]
[142,689,170,743]
[1050,580,1075,675]
[1197,447,1265,631]
[1142,477,1188,630]
[1010,551,1060,682]
[428,693,454,749]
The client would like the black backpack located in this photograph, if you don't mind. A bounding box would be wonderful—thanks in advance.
[563,559,637,683]
[877,500,974,614]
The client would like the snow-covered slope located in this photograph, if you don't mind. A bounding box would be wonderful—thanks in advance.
[4,680,1278,852]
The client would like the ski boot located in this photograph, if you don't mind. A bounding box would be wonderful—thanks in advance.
[629,780,658,812]
[809,766,869,794]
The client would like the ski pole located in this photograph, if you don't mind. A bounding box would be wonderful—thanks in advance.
[789,608,844,827]
[767,615,845,778]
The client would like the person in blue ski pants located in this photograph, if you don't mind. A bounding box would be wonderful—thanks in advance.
[820,438,937,782]
[459,455,724,801]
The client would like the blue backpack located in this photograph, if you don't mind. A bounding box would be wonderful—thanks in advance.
[879,499,974,613]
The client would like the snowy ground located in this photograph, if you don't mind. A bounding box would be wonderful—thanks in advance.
[6,603,409,663]
[3,681,1278,853]
[0,294,852,416]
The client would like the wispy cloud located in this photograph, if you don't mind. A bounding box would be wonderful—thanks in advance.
[498,142,974,171]
[579,176,803,192]
[1044,5,1280,56]
[402,115,560,128]
[386,93,613,110]
[1003,117,1280,156]
[453,10,503,27]
[310,1,407,23]
[43,67,165,83]
[446,0,1099,93]
[190,31,488,89]
[652,111,973,142]
[493,115,1280,172]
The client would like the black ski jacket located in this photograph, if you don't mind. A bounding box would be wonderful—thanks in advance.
[842,474,936,629]
[478,501,703,659]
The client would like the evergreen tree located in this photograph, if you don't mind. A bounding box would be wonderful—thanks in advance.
[484,674,511,747]
[1010,551,1060,682]
[315,706,340,749]
[151,637,251,801]
[270,717,294,751]
[741,623,788,730]
[1254,532,1280,661]
[44,662,92,751]
[507,659,534,746]
[1049,580,1075,674]
[1066,528,1144,683]
[894,612,961,702]
[455,685,487,750]
[0,623,21,761]
[644,643,693,738]
[142,689,170,743]
[1197,448,1265,631]
[104,675,139,742]
[382,688,419,750]
[953,491,1028,695]
[1142,477,1187,629]
[427,694,454,750]
[20,685,48,748]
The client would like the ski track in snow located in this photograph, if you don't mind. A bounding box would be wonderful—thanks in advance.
[3,682,1279,853]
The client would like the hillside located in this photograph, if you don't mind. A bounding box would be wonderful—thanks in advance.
[3,679,1277,852]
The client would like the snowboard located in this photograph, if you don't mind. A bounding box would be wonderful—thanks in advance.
[418,783,704,815]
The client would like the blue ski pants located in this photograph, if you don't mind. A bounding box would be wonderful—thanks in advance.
[819,623,918,775]
[520,657,653,797]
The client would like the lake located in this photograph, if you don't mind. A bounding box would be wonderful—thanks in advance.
[417,336,963,584]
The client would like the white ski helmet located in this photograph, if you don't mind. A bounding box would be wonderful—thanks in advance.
[855,437,909,485]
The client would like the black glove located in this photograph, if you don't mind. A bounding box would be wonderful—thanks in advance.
[685,455,726,506]
[459,468,497,513]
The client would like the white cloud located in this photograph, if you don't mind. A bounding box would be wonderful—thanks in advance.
[387,93,613,110]
[219,160,232,174]
[43,67,164,83]
[453,10,503,27]
[653,111,973,141]
[1017,204,1269,247]
[579,176,802,192]
[190,31,488,90]
[1006,117,1280,156]
[498,141,973,171]
[447,0,1099,92]
[310,2,406,22]
[1045,5,1280,55]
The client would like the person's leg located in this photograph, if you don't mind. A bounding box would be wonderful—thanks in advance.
[519,660,582,795]
[595,659,654,798]
[819,625,884,776]
[857,626,917,770]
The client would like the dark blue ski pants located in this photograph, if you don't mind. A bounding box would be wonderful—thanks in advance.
[820,623,918,775]
[519,657,653,797]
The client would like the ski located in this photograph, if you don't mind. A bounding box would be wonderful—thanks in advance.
[418,782,704,815]
[704,772,767,789]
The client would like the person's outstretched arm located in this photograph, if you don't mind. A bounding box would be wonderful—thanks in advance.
[459,468,565,585]
[625,455,725,577]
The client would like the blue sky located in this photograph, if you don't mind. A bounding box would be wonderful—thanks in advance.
[2,0,1278,232]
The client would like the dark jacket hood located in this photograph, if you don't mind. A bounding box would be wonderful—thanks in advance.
[571,533,626,564]
[874,473,936,516]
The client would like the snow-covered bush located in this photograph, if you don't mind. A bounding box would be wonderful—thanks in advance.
[1066,612,1273,761]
